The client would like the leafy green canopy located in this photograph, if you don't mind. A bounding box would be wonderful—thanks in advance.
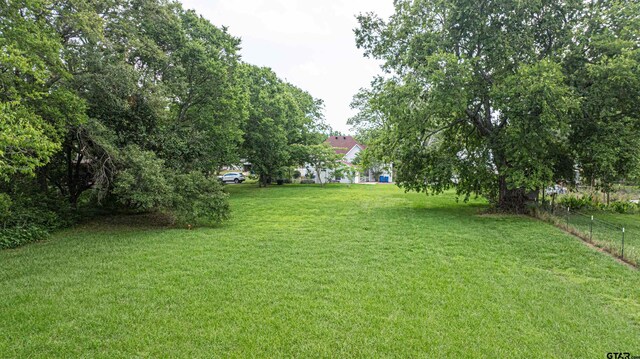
[242,64,327,187]
[353,0,640,211]
[0,0,86,180]
[569,0,640,195]
[1,0,326,229]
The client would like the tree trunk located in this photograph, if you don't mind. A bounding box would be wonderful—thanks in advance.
[491,146,528,212]
[497,175,527,213]
[315,167,323,186]
[259,173,268,187]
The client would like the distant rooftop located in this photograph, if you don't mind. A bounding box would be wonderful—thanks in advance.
[325,136,365,155]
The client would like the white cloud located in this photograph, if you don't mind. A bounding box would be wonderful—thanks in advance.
[179,0,394,133]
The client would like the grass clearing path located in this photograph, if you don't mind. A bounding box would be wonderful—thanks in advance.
[1,185,639,357]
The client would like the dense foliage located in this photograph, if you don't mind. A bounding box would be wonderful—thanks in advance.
[558,194,640,213]
[352,0,640,211]
[0,0,326,244]
[242,65,327,187]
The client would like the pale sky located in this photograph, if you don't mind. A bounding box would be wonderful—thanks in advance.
[179,0,394,134]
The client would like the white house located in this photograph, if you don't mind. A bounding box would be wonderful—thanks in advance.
[301,136,393,184]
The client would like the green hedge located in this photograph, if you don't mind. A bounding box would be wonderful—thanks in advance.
[0,226,48,250]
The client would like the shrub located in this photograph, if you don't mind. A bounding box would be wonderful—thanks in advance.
[112,146,172,211]
[0,226,48,250]
[557,193,640,214]
[110,147,230,226]
[608,201,638,214]
[0,179,80,250]
[170,171,229,225]
[300,179,316,184]
[558,195,595,210]
[1,187,76,229]
[0,193,11,224]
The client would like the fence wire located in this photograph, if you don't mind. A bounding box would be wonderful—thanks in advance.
[538,203,637,266]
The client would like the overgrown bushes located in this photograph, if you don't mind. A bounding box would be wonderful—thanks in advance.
[171,171,229,225]
[112,146,229,225]
[557,194,640,213]
[0,227,48,250]
[1,0,327,250]
[608,201,639,214]
[0,191,75,250]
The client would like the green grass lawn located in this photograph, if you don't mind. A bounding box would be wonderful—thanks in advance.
[592,212,640,234]
[1,185,639,357]
[599,213,640,264]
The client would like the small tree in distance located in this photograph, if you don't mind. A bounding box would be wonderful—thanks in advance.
[296,144,344,186]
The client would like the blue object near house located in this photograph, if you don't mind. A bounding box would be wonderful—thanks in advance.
[379,175,389,183]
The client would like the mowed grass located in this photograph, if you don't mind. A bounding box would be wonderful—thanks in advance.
[1,185,639,357]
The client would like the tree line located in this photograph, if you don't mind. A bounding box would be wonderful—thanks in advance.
[351,0,640,212]
[0,0,328,246]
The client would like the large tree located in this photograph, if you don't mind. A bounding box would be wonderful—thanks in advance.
[242,65,326,186]
[568,0,640,202]
[353,0,631,211]
[1,0,327,234]
[0,0,87,181]
[37,0,249,206]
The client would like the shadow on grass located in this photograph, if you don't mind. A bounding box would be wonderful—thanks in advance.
[74,212,177,231]
[369,201,490,219]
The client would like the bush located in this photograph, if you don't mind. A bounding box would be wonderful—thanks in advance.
[112,146,172,211]
[170,171,229,225]
[293,170,302,179]
[608,201,638,214]
[110,147,230,226]
[300,179,316,184]
[557,193,640,213]
[1,188,76,229]
[0,226,48,250]
[0,179,79,250]
[0,193,12,224]
[558,195,595,210]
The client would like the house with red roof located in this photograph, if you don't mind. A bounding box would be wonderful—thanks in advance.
[300,135,393,184]
[325,135,365,165]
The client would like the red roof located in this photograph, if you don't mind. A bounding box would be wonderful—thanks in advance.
[325,136,365,155]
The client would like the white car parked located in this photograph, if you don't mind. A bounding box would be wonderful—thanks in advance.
[545,184,568,196]
[218,172,246,184]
